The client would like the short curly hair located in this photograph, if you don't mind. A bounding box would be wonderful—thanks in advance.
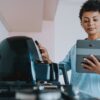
[79,0,100,21]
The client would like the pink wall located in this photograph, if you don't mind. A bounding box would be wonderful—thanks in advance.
[9,21,55,60]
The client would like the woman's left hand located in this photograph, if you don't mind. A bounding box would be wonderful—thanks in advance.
[82,55,100,74]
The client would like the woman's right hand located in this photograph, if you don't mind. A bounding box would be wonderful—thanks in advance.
[37,42,52,64]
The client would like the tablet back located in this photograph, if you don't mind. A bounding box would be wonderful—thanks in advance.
[76,40,100,73]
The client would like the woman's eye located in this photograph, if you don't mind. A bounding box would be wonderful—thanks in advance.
[93,19,98,21]
[83,20,89,23]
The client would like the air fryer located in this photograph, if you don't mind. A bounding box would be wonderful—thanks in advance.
[0,36,36,84]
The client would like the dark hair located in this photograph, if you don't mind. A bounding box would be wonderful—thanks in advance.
[79,0,100,21]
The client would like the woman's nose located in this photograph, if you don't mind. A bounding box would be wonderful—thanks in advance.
[88,20,94,26]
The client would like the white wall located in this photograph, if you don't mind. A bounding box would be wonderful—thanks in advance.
[0,21,8,42]
[54,0,87,83]
[54,0,87,62]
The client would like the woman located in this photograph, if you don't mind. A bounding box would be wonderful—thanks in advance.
[37,0,100,98]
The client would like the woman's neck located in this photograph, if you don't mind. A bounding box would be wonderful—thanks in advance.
[87,34,100,40]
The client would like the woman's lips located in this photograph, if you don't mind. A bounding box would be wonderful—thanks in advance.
[87,28,95,31]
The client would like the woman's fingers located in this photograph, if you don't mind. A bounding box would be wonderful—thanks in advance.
[83,58,95,67]
[82,63,93,71]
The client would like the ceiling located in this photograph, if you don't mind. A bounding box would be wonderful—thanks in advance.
[0,0,59,32]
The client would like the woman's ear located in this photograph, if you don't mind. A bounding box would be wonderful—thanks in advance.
[80,21,82,26]
[80,21,83,28]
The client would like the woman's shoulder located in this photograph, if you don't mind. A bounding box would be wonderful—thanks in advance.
[70,42,77,50]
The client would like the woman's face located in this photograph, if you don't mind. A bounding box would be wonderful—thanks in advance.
[81,11,100,37]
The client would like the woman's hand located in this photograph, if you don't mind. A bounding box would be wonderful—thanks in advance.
[81,55,100,74]
[37,42,52,64]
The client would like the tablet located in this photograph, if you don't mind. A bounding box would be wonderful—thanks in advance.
[76,40,100,73]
